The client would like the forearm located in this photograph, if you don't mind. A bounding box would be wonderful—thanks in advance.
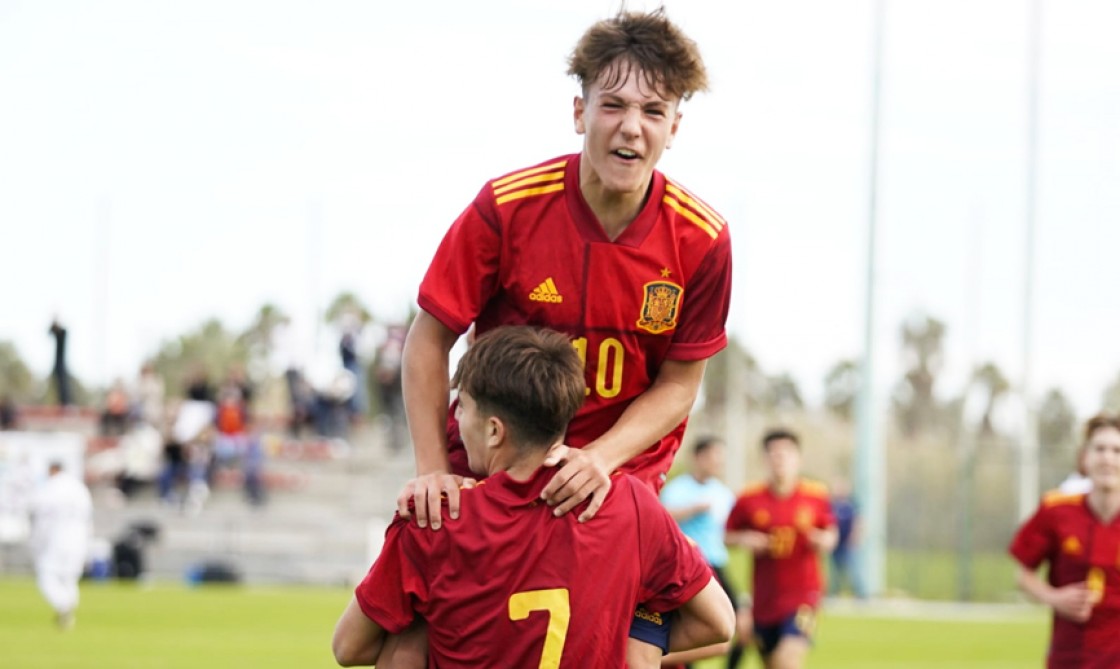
[1016,565,1055,606]
[668,577,735,652]
[401,312,457,475]
[812,526,840,555]
[585,359,704,472]
[332,597,386,666]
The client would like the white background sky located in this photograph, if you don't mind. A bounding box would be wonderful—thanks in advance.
[1,0,1118,417]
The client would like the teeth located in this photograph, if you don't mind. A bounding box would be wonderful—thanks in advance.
[616,149,638,158]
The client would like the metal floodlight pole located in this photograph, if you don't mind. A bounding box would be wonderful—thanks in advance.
[855,0,887,597]
[1018,0,1042,521]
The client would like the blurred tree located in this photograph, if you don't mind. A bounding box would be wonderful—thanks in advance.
[1103,372,1120,414]
[153,319,249,397]
[823,358,860,420]
[324,291,373,328]
[893,312,946,435]
[1038,387,1078,481]
[0,340,35,401]
[765,372,804,411]
[700,336,764,410]
[970,362,1011,436]
[239,303,290,377]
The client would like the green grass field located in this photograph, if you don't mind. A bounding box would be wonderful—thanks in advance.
[0,577,1048,668]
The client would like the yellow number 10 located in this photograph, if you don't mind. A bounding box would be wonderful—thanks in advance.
[571,337,624,398]
[508,588,571,669]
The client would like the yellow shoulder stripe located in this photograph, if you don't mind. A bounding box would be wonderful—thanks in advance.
[492,160,568,188]
[495,183,565,206]
[1042,490,1085,508]
[493,170,564,197]
[664,195,718,239]
[665,182,726,229]
[799,479,830,499]
[740,482,768,497]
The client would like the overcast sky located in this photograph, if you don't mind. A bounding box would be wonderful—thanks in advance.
[2,0,1118,417]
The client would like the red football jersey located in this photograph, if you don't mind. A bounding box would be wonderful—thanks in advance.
[725,480,835,625]
[1009,491,1120,668]
[355,469,712,668]
[419,154,732,490]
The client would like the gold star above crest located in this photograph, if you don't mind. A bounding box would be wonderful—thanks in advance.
[660,267,672,278]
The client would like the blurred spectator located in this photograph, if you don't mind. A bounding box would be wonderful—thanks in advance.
[133,362,165,428]
[0,395,17,430]
[659,436,741,669]
[339,319,367,420]
[213,378,264,505]
[48,318,71,406]
[373,325,406,450]
[284,367,317,437]
[30,461,92,630]
[99,379,131,437]
[185,365,213,403]
[829,478,866,599]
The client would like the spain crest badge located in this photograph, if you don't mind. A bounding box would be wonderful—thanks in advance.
[636,281,682,334]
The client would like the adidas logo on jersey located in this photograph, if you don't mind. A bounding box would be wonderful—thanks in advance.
[529,278,563,303]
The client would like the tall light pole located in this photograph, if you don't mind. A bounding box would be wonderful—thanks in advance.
[1018,0,1042,521]
[855,0,887,597]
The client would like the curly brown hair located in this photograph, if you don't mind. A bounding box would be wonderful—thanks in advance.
[567,7,709,102]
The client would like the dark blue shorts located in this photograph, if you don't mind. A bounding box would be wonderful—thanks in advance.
[753,606,816,656]
[628,606,673,654]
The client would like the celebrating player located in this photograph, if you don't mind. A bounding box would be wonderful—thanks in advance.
[725,429,837,669]
[1009,412,1120,668]
[334,326,734,667]
[395,8,731,664]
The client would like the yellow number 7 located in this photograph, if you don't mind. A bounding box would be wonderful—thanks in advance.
[508,588,571,669]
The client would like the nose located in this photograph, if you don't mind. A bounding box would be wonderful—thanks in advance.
[619,105,641,138]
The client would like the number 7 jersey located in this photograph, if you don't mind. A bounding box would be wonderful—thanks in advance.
[419,154,733,490]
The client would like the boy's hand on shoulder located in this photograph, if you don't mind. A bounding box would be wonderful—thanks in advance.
[396,472,477,530]
[541,444,611,523]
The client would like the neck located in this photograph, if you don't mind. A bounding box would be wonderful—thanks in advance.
[1088,487,1120,523]
[690,470,708,483]
[771,477,797,497]
[493,449,548,482]
[579,160,649,241]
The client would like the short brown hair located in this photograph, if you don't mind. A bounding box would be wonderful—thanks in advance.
[567,8,708,102]
[1084,412,1120,444]
[762,428,800,451]
[453,326,585,449]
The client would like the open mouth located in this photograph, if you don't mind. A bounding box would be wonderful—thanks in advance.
[612,148,641,161]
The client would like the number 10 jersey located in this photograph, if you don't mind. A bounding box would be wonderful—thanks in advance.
[419,153,733,490]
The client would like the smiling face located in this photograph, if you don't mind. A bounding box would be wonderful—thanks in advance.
[1085,425,1120,493]
[574,60,681,202]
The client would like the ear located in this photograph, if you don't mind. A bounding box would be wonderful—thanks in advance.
[666,109,682,150]
[485,415,506,450]
[573,95,586,135]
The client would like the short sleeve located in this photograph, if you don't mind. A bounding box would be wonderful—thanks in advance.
[631,479,712,613]
[726,495,751,531]
[666,233,731,361]
[1009,505,1053,571]
[417,185,503,334]
[353,515,427,634]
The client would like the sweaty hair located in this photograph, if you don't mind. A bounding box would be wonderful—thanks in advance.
[453,326,586,450]
[1084,412,1120,444]
[567,7,709,102]
[761,428,800,451]
[692,435,723,457]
